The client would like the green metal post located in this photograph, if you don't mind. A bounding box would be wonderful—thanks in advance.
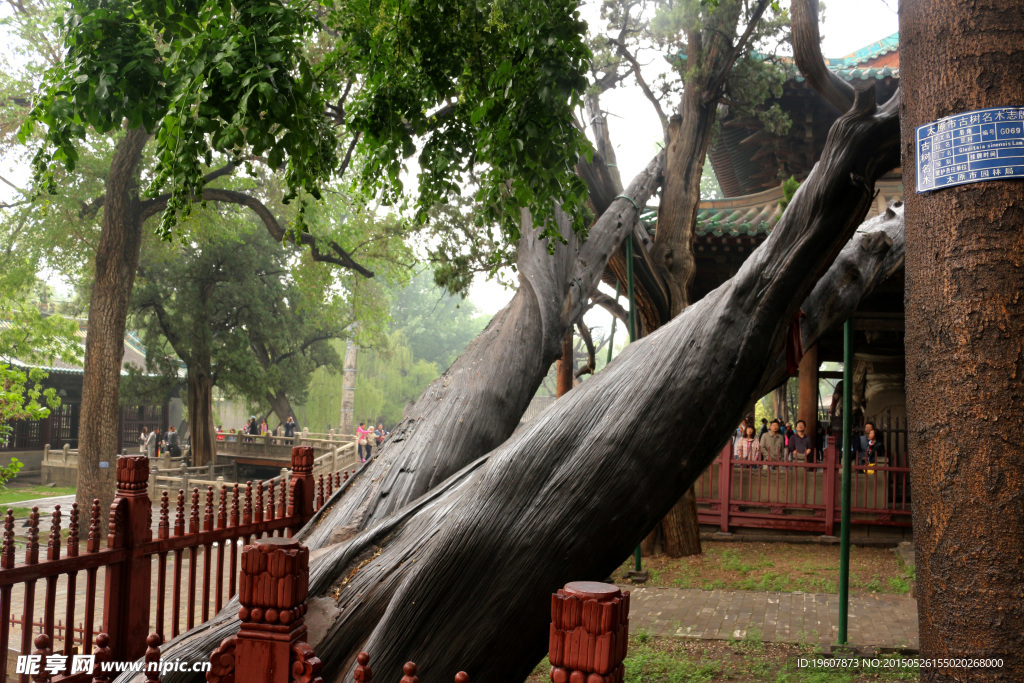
[838,319,854,644]
[626,237,642,574]
[606,283,620,366]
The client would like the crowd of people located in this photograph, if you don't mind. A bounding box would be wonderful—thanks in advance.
[732,417,885,467]
[142,416,392,465]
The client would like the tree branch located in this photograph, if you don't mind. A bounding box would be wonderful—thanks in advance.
[705,0,772,103]
[590,291,628,324]
[608,38,669,132]
[791,0,856,112]
[574,322,596,378]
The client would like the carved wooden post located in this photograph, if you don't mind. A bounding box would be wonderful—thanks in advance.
[549,582,629,683]
[103,455,153,662]
[288,447,315,523]
[228,537,321,683]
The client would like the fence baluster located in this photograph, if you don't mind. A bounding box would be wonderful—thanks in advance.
[187,488,200,631]
[31,633,52,683]
[144,633,162,683]
[216,486,227,612]
[21,507,41,679]
[229,485,240,600]
[317,475,324,510]
[354,652,372,682]
[400,662,419,683]
[255,481,264,526]
[43,506,61,647]
[83,500,101,657]
[91,632,112,683]
[278,475,287,522]
[1,510,13,681]
[172,490,185,639]
[203,488,214,620]
[61,504,80,671]
[267,480,276,529]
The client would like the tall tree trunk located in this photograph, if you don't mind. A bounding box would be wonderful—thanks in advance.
[900,1,1024,678]
[186,369,216,467]
[151,88,901,683]
[76,127,149,512]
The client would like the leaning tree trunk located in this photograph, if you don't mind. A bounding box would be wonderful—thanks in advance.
[900,1,1024,678]
[293,155,665,549]
[266,389,297,427]
[148,85,900,683]
[186,369,217,467]
[76,127,149,512]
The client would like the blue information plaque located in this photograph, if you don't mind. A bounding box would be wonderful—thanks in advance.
[916,107,1024,192]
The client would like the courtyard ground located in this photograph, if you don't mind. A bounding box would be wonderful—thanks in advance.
[616,542,914,595]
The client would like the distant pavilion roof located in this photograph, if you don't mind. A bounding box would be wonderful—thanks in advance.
[1,319,151,376]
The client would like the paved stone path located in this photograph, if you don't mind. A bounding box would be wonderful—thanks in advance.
[625,586,919,650]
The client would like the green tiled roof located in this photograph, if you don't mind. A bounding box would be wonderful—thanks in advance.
[827,32,899,69]
[794,65,898,83]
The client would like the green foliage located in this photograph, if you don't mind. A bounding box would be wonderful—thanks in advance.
[0,460,25,492]
[779,175,801,209]
[0,365,60,442]
[18,0,596,256]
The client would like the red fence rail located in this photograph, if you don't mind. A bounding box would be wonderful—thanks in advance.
[694,442,912,535]
[0,448,354,682]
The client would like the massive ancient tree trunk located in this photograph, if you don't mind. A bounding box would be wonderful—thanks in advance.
[76,127,149,511]
[151,85,900,683]
[294,155,664,549]
[900,1,1024,678]
[266,390,297,427]
[186,369,217,467]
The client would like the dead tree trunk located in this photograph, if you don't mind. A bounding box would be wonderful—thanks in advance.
[150,85,900,683]
[900,0,1024,677]
[296,155,665,549]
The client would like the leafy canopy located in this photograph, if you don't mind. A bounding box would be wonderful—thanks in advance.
[20,0,596,251]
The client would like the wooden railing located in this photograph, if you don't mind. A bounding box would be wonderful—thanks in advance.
[0,448,358,682]
[694,443,912,535]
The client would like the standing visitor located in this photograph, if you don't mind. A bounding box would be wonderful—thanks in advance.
[375,424,388,446]
[735,425,760,461]
[854,421,876,466]
[140,426,149,454]
[788,420,814,463]
[153,428,162,458]
[283,416,298,439]
[866,427,885,466]
[356,422,374,462]
[166,425,182,459]
[759,420,785,469]
[759,418,769,437]
[144,427,156,459]
[260,419,268,436]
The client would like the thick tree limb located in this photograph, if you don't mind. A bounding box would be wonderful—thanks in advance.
[590,291,628,323]
[574,321,596,378]
[791,0,856,112]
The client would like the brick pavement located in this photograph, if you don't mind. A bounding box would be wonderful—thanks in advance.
[624,586,919,650]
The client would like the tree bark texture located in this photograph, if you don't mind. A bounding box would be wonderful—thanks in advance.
[900,1,1024,678]
[76,127,150,512]
[294,155,665,549]
[186,370,216,467]
[266,390,297,427]
[148,87,900,683]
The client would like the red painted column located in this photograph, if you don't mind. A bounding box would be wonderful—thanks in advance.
[549,582,629,683]
[718,445,733,532]
[824,444,837,536]
[102,454,152,661]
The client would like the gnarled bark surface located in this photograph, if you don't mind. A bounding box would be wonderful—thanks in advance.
[295,154,665,550]
[147,85,900,683]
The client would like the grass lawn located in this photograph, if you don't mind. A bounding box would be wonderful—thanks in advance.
[0,486,77,505]
[616,542,914,595]
[527,635,919,682]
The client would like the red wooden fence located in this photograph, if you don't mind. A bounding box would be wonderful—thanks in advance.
[0,449,354,682]
[694,442,912,535]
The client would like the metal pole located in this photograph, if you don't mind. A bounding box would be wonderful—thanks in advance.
[626,237,642,574]
[838,319,854,644]
[606,283,620,366]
